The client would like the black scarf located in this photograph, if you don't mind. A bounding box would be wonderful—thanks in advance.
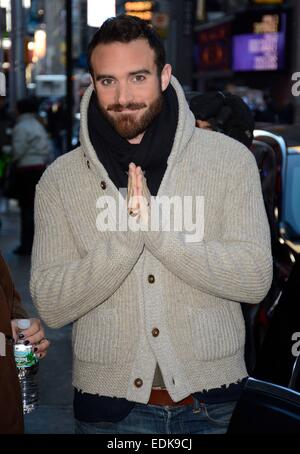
[88,84,178,196]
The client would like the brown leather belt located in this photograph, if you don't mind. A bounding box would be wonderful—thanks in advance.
[148,389,194,407]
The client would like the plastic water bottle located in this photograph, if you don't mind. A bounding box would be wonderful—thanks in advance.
[14,319,39,414]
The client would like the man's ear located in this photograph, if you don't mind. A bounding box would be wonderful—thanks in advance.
[90,74,95,89]
[161,64,172,92]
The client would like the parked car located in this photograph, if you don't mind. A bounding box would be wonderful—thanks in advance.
[257,124,300,255]
[228,254,300,434]
[249,127,300,363]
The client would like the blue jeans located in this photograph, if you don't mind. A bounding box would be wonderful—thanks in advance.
[74,399,237,434]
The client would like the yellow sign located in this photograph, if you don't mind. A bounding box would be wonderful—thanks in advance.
[254,14,279,33]
[126,11,152,21]
[125,1,153,12]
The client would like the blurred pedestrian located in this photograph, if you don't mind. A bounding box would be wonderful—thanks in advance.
[0,97,13,154]
[189,91,254,149]
[0,252,50,434]
[255,78,294,125]
[46,98,67,157]
[11,98,50,255]
[0,98,13,208]
[31,15,272,434]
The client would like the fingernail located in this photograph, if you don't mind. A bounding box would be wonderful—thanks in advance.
[18,333,24,339]
[24,340,30,346]
[34,347,38,352]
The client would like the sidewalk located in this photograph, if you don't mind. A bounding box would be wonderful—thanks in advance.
[0,201,74,434]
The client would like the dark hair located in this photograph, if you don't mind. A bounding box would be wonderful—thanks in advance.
[16,98,38,114]
[87,14,166,78]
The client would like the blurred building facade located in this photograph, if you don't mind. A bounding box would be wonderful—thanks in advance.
[44,0,65,74]
[1,0,300,123]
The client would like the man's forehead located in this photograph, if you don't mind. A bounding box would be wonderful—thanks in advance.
[91,39,156,71]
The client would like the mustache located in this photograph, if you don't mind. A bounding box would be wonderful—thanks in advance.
[107,103,146,112]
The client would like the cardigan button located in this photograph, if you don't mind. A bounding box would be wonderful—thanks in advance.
[100,181,107,190]
[152,328,160,338]
[134,378,143,388]
[148,274,155,284]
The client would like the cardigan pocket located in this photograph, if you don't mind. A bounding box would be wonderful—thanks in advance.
[188,304,241,361]
[73,307,119,365]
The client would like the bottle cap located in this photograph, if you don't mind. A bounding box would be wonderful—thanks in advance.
[17,319,30,330]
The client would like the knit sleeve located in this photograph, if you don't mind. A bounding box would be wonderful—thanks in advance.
[143,151,273,304]
[30,183,144,329]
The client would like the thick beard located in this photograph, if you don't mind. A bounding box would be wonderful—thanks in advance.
[98,93,163,140]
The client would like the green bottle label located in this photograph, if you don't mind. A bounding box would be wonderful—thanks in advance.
[14,345,38,368]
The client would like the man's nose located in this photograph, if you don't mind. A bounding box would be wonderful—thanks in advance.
[116,82,134,106]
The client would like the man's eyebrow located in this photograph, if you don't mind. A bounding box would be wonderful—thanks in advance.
[95,69,152,81]
[95,74,115,81]
[128,69,151,76]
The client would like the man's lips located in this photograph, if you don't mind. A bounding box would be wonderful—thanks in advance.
[107,105,146,113]
[111,108,144,113]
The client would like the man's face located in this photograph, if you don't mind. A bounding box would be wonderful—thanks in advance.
[90,39,171,142]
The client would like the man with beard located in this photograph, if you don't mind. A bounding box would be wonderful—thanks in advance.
[30,15,272,434]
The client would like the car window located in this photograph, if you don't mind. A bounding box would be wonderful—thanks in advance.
[284,154,300,238]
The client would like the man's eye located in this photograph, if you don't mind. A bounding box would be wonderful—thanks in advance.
[133,75,146,82]
[101,79,114,86]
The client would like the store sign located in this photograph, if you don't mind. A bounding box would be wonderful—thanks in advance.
[125,11,152,20]
[124,1,153,11]
[124,1,153,21]
[233,12,287,71]
[195,22,231,71]
[253,14,279,33]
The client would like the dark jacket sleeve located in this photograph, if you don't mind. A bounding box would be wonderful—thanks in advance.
[0,255,25,434]
[0,253,27,320]
[11,287,28,320]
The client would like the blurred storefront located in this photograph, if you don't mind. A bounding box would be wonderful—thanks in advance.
[192,0,300,124]
[1,0,300,151]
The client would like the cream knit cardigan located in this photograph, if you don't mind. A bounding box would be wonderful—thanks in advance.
[30,76,272,403]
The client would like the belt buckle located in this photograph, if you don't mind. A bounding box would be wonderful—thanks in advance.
[150,387,176,406]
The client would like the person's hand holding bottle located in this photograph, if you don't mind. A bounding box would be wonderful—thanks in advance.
[11,318,50,359]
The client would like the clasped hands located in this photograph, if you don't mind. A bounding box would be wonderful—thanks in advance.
[127,163,150,224]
